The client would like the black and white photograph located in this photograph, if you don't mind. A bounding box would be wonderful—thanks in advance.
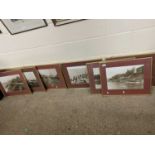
[52,19,84,26]
[93,67,101,89]
[38,68,60,87]
[23,71,39,89]
[106,64,144,90]
[67,66,89,85]
[1,19,47,34]
[0,74,25,92]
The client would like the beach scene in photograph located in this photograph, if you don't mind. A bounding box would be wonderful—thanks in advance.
[24,72,39,89]
[67,66,89,84]
[38,68,60,87]
[0,74,25,92]
[106,64,144,90]
[93,67,101,89]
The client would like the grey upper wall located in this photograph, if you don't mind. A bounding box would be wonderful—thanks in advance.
[0,19,155,68]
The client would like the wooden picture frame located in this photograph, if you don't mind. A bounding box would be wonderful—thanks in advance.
[100,57,152,95]
[62,59,102,88]
[87,62,102,93]
[36,64,66,89]
[22,67,46,92]
[0,70,31,96]
[1,19,47,35]
[52,19,85,26]
[106,53,155,86]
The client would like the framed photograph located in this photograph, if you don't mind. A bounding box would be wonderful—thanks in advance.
[36,64,66,89]
[0,70,31,96]
[100,57,152,95]
[87,62,102,93]
[22,67,46,92]
[62,59,102,88]
[136,54,155,86]
[106,53,155,86]
[52,19,85,26]
[1,19,47,35]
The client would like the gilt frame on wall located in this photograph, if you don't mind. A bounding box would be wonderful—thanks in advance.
[36,64,66,89]
[22,67,46,92]
[1,19,47,35]
[0,70,31,96]
[100,57,152,95]
[62,59,102,88]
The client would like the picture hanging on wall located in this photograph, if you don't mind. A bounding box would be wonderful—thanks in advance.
[87,62,102,93]
[52,19,85,26]
[62,59,102,88]
[0,70,31,96]
[36,64,66,89]
[100,57,152,95]
[22,67,46,92]
[1,19,47,35]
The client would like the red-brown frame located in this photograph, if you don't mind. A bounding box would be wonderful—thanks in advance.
[106,53,155,86]
[0,70,31,96]
[36,64,66,89]
[100,57,152,95]
[62,59,102,88]
[22,67,46,92]
[87,62,102,93]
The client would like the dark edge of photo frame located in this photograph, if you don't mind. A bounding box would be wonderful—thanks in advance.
[52,19,86,26]
[36,64,66,89]
[62,59,102,88]
[22,67,46,92]
[100,57,152,95]
[0,70,31,96]
[0,19,48,35]
[0,89,4,100]
[87,62,102,94]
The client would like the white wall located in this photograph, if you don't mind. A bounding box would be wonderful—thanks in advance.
[0,19,155,69]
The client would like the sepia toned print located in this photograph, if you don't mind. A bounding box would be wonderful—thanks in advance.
[67,66,89,84]
[106,64,144,90]
[38,68,60,87]
[0,74,25,92]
